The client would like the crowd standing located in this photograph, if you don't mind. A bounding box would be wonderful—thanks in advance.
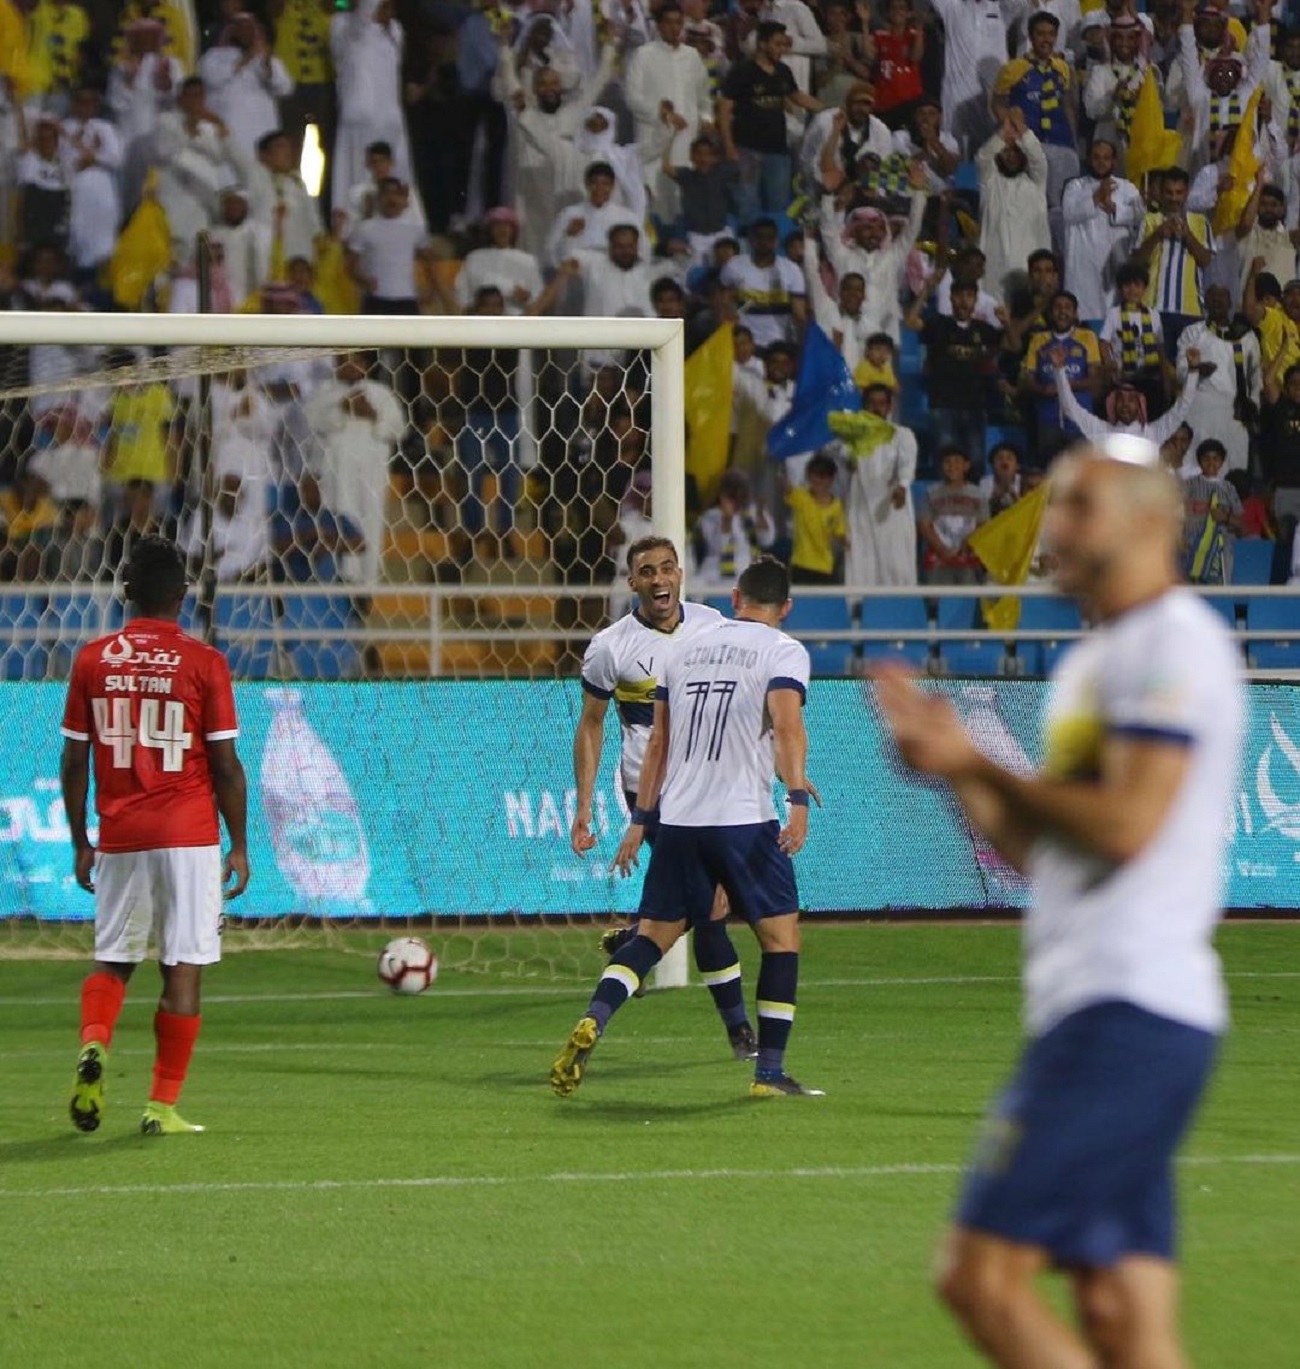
[0,0,1299,615]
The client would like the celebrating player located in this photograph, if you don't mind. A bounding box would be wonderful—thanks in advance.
[571,535,757,1059]
[875,440,1244,1369]
[554,555,821,1100]
[61,536,250,1136]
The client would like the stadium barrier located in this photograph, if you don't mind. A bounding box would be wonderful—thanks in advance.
[3,678,1298,923]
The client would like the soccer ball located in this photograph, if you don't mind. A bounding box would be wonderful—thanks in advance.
[377,937,438,995]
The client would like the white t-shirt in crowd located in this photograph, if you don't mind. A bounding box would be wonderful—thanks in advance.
[348,216,428,300]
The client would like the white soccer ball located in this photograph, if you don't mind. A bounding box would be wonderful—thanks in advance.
[377,936,438,995]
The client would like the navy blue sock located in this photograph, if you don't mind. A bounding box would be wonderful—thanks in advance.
[692,918,749,1030]
[755,950,798,1078]
[586,935,663,1033]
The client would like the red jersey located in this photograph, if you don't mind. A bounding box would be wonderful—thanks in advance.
[872,29,923,112]
[61,618,239,853]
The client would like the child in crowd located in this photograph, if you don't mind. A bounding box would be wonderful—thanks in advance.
[1100,261,1169,415]
[918,445,988,585]
[692,468,776,587]
[663,135,737,270]
[784,452,847,584]
[979,442,1021,515]
[1183,438,1244,583]
[853,333,898,394]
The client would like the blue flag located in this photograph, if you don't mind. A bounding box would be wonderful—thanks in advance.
[766,322,862,460]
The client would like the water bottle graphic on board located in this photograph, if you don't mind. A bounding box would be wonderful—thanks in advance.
[958,685,1033,897]
[260,688,371,906]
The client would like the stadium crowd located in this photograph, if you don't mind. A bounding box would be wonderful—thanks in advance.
[0,0,1298,629]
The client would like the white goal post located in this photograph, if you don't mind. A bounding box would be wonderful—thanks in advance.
[0,310,691,986]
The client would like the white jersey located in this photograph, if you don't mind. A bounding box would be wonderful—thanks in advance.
[1026,589,1243,1037]
[581,603,726,794]
[657,618,810,828]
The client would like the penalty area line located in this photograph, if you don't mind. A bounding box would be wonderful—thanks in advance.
[1,1154,1298,1202]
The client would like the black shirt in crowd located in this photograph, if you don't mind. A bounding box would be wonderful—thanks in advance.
[920,315,1004,412]
[722,59,798,155]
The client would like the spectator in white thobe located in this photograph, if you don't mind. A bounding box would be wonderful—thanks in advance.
[976,116,1051,302]
[107,18,185,210]
[198,13,293,159]
[844,385,918,587]
[229,128,320,266]
[801,83,892,195]
[624,6,714,217]
[559,222,657,318]
[1176,284,1261,472]
[1062,138,1144,322]
[930,0,1014,153]
[62,89,124,278]
[544,162,636,267]
[330,0,408,214]
[493,36,617,256]
[154,76,238,261]
[304,352,405,586]
[455,207,545,315]
[819,172,928,343]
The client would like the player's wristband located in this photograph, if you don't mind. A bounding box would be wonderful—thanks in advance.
[630,806,654,826]
[786,789,810,808]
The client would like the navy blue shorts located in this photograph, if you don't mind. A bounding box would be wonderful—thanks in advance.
[956,1000,1218,1268]
[637,822,798,926]
[624,789,659,845]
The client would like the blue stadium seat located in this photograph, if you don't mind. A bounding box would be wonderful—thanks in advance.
[1014,596,1083,676]
[936,595,978,631]
[940,639,1004,676]
[860,595,929,666]
[215,593,278,680]
[0,592,48,680]
[1199,594,1239,630]
[1232,538,1276,586]
[280,593,362,681]
[785,596,854,676]
[42,591,115,678]
[1246,596,1300,670]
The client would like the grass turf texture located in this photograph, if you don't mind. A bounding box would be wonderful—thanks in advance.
[0,923,1296,1369]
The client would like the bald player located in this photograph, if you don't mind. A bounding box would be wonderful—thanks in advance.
[876,437,1244,1369]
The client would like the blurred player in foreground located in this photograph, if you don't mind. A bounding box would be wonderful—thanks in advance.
[554,556,822,1100]
[571,535,757,1059]
[876,439,1243,1369]
[61,537,250,1136]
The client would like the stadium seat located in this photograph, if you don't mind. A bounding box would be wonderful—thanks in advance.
[280,593,362,681]
[42,591,116,678]
[860,595,929,666]
[940,639,1004,676]
[784,596,854,676]
[1232,538,1276,586]
[936,595,978,631]
[1199,594,1239,630]
[0,592,48,681]
[953,160,979,192]
[1014,596,1083,676]
[215,594,278,680]
[1245,596,1300,670]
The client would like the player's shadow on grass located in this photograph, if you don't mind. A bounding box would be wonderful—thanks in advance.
[0,1131,161,1166]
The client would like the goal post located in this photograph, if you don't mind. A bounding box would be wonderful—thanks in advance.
[0,308,689,985]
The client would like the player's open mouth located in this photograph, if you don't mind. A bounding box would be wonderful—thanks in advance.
[652,590,672,606]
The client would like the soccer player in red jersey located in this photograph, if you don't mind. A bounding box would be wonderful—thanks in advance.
[60,536,250,1136]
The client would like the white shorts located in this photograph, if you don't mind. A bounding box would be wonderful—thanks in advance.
[94,845,224,967]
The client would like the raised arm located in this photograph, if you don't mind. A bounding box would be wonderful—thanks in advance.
[1146,368,1200,444]
[1053,361,1111,439]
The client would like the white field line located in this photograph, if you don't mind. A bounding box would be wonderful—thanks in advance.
[1,969,1298,1010]
[0,1154,1296,1203]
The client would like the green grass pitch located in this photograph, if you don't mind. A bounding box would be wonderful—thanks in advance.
[1,923,1297,1369]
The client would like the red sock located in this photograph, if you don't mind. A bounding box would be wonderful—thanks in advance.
[80,972,127,1048]
[149,1011,202,1107]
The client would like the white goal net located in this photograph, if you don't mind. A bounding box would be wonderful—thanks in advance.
[0,311,688,980]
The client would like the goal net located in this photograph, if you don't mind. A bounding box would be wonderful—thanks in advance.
[0,311,689,981]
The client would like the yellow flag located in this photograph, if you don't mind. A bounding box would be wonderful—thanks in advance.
[684,323,734,507]
[108,185,172,311]
[313,234,360,315]
[968,479,1052,631]
[827,409,896,459]
[1125,67,1183,194]
[1212,86,1263,237]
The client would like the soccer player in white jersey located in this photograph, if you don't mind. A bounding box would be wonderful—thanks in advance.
[571,535,757,1060]
[876,438,1244,1369]
[553,556,822,1100]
